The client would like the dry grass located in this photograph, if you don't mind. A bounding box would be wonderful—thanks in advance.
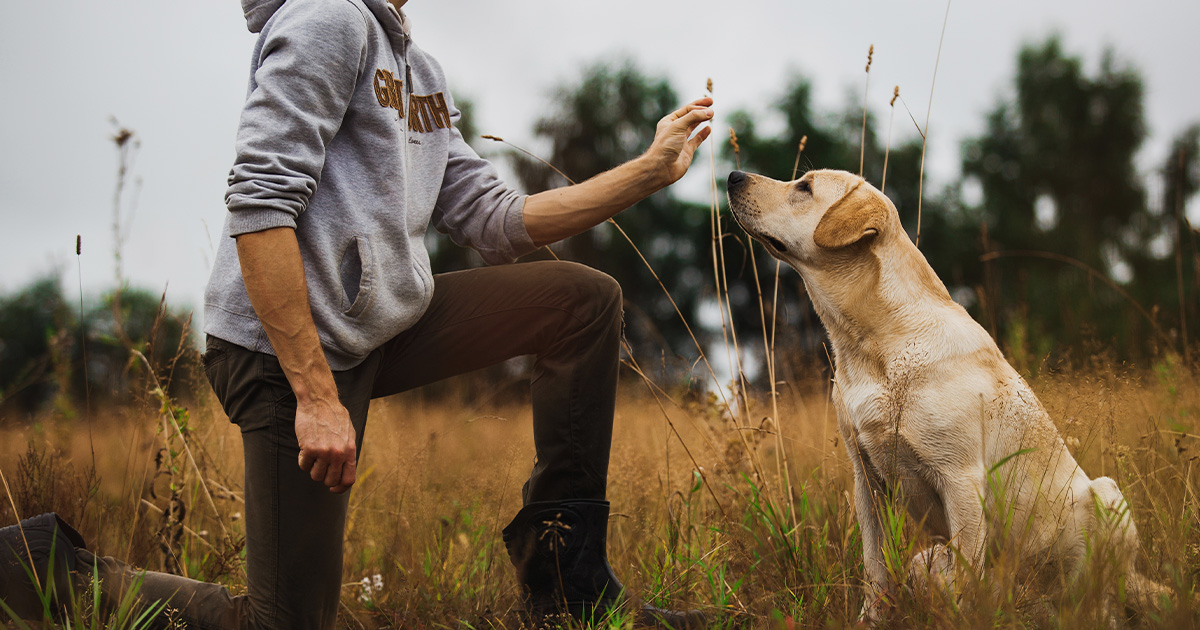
[2,352,1198,629]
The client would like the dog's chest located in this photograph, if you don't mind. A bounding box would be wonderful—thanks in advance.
[837,344,932,433]
[835,348,975,483]
[841,379,931,477]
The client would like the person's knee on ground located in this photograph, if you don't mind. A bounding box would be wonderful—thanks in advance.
[0,513,84,620]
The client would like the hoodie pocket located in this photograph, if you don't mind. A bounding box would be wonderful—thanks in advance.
[339,236,375,318]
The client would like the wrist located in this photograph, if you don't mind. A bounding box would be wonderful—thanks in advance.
[289,367,340,407]
[632,153,671,191]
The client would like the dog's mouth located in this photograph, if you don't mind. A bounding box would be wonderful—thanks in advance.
[760,233,789,254]
[730,209,789,255]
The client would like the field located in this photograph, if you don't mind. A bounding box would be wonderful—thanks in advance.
[2,351,1199,629]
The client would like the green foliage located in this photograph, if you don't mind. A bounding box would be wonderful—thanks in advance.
[0,277,197,419]
[962,35,1196,359]
[85,287,196,406]
[0,275,73,414]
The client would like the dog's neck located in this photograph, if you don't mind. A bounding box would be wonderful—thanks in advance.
[797,233,964,379]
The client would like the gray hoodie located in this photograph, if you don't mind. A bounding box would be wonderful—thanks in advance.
[205,0,536,370]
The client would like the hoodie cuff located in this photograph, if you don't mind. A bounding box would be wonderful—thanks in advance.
[504,196,538,260]
[226,207,298,237]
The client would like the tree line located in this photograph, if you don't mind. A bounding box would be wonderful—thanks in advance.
[2,35,1197,416]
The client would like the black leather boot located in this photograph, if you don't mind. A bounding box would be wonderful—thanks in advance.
[502,499,706,629]
[0,512,86,620]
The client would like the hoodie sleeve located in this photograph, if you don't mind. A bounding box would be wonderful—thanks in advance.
[224,0,369,236]
[431,96,537,265]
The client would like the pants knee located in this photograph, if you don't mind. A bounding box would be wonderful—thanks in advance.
[549,262,623,327]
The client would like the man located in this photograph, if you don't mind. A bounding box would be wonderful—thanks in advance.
[1,0,712,628]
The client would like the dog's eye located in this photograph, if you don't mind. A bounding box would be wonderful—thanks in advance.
[795,180,812,194]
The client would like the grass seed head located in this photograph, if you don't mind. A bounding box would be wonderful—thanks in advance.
[891,86,900,107]
[706,78,714,94]
[112,127,133,147]
[866,44,874,72]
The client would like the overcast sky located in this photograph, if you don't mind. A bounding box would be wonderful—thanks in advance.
[1,0,1197,322]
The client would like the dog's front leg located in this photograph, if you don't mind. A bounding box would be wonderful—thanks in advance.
[941,467,988,588]
[848,445,890,623]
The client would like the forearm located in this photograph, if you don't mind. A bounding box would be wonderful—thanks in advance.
[235,227,338,404]
[522,155,667,247]
[521,97,713,247]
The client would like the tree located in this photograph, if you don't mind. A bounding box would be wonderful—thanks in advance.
[0,275,72,416]
[961,36,1177,358]
[0,276,196,420]
[86,286,195,406]
[1141,123,1200,358]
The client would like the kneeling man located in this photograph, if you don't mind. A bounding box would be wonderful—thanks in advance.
[0,0,712,627]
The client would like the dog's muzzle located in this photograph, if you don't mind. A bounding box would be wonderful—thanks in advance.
[727,171,788,254]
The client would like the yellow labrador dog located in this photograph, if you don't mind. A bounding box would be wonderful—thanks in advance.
[726,169,1165,621]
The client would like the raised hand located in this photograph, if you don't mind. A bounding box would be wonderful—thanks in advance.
[644,96,714,186]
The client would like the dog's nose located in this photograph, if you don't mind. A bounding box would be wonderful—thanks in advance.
[727,170,746,189]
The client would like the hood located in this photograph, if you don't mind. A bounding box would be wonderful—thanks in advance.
[242,0,409,36]
[242,0,283,33]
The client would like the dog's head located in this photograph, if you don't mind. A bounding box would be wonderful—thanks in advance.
[726,169,898,268]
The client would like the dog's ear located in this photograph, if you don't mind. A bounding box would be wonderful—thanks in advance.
[813,182,888,249]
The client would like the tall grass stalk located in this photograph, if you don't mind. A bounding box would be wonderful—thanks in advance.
[131,350,228,543]
[77,235,96,472]
[746,231,797,538]
[881,87,899,194]
[791,136,808,181]
[859,45,874,178]
[915,0,952,247]
[0,466,38,587]
[705,82,775,501]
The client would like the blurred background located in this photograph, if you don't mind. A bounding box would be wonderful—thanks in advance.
[1,0,1198,416]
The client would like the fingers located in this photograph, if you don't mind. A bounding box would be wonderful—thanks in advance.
[323,443,356,489]
[309,458,330,484]
[687,124,713,153]
[296,403,358,493]
[298,449,316,473]
[302,444,355,492]
[665,97,714,122]
[330,458,357,495]
[322,456,343,488]
[676,107,715,133]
